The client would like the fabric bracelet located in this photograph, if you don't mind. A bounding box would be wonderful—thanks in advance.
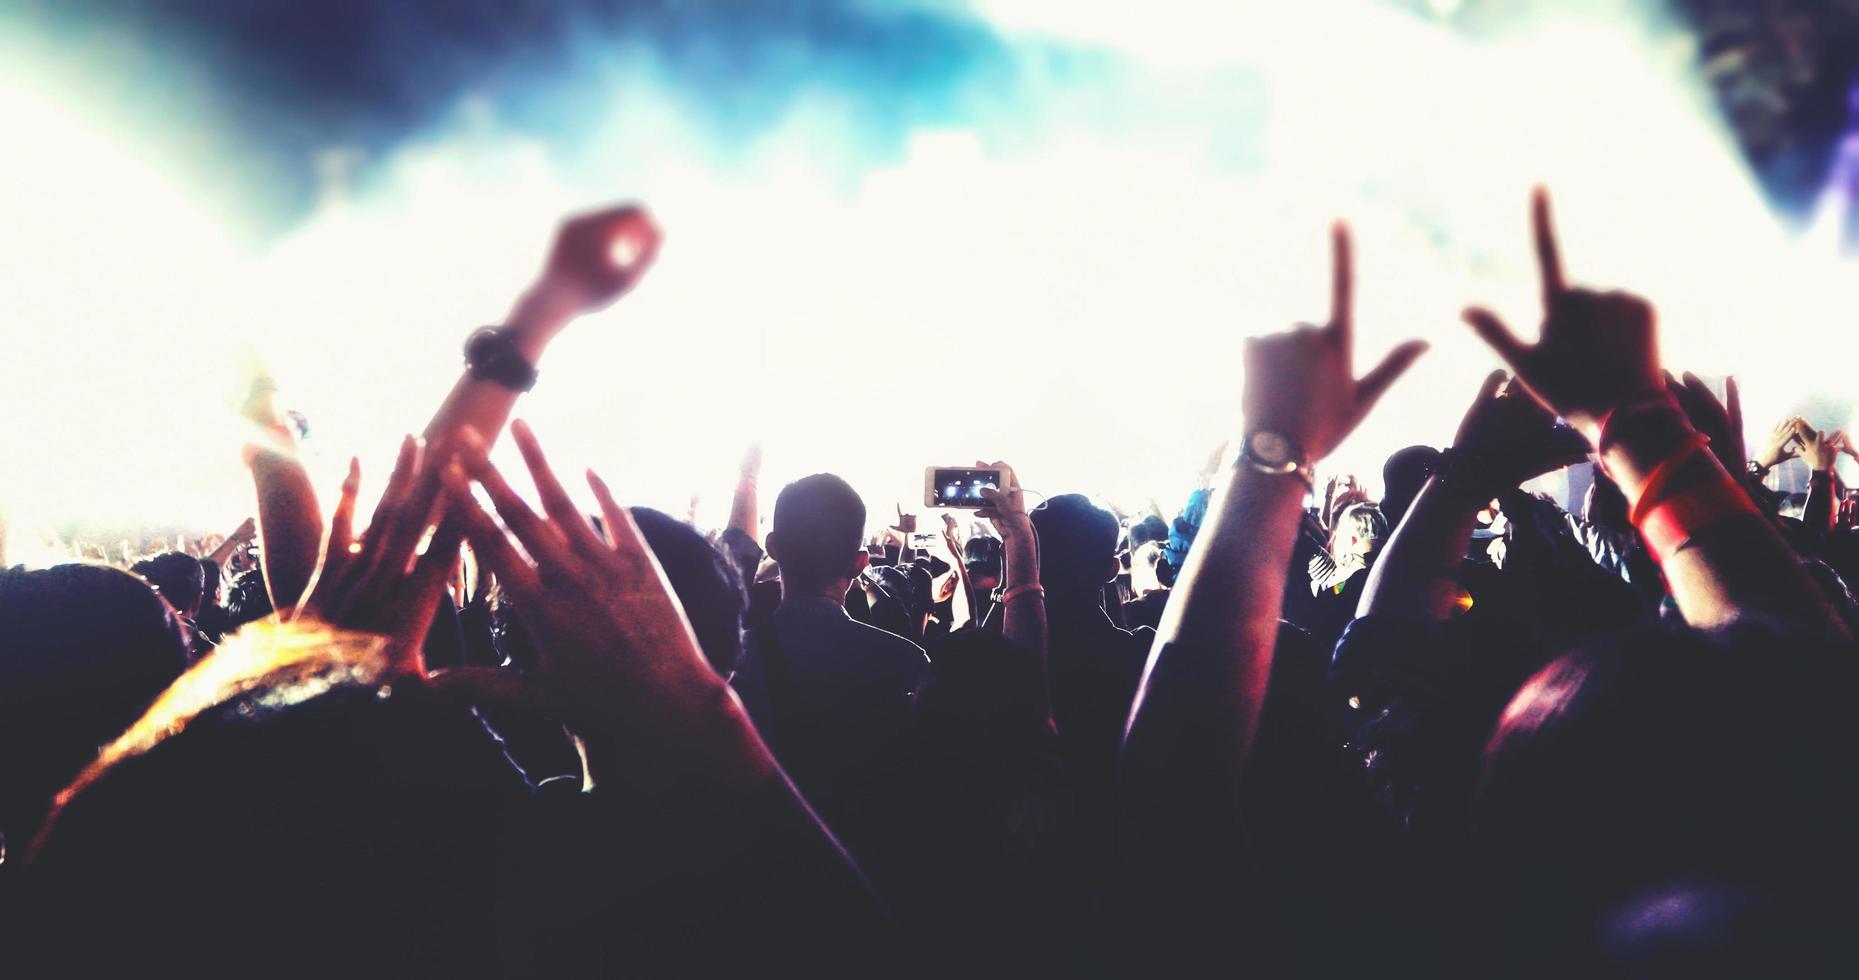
[1635,472,1761,565]
[1000,583,1045,605]
[1625,436,1710,527]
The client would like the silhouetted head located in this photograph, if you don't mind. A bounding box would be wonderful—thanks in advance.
[1329,502,1388,561]
[766,473,869,599]
[1029,494,1119,596]
[1474,621,1859,973]
[21,621,524,974]
[0,564,188,856]
[1129,514,1170,550]
[224,565,273,628]
[630,506,746,675]
[131,551,205,617]
[1381,445,1440,528]
[962,534,1003,590]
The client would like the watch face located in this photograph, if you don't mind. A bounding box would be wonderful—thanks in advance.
[1248,431,1294,467]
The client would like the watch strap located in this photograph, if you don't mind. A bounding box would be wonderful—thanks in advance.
[464,327,539,393]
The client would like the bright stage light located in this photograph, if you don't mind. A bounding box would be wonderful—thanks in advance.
[3,1,1856,553]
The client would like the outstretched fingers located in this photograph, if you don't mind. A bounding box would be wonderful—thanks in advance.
[1354,339,1429,415]
[1474,367,1508,404]
[1328,222,1353,347]
[327,457,362,560]
[1463,306,1533,376]
[510,420,606,558]
[441,464,542,599]
[457,428,562,567]
[585,468,653,576]
[1532,186,1567,305]
[365,435,421,542]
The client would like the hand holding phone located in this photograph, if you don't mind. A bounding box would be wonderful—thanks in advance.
[924,466,1004,509]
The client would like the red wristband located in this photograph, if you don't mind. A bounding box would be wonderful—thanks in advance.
[1635,473,1761,565]
[1625,436,1710,527]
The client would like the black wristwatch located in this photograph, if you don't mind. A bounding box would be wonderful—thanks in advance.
[464,327,539,393]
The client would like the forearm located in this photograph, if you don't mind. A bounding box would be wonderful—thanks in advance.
[1356,478,1482,622]
[248,450,322,614]
[1804,471,1837,536]
[1128,468,1306,779]
[726,477,759,541]
[948,560,973,629]
[1120,466,1304,909]
[205,531,246,566]
[1604,408,1842,634]
[997,520,1044,648]
[996,518,1049,714]
[421,289,572,448]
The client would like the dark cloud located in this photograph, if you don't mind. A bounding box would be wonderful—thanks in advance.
[8,0,1028,227]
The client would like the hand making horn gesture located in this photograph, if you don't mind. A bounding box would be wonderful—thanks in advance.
[1242,224,1430,465]
[1461,188,1665,446]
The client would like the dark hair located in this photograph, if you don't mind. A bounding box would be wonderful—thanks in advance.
[131,551,205,616]
[0,564,188,853]
[1381,445,1440,529]
[769,473,866,589]
[224,566,274,628]
[630,506,746,676]
[22,624,526,974]
[1474,620,1859,971]
[1129,514,1170,550]
[1029,493,1119,594]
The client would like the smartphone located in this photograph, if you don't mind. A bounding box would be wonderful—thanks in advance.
[925,466,1003,509]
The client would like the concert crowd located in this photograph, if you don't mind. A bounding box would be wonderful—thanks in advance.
[3,191,1856,977]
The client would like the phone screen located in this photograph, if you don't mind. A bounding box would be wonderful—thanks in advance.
[927,467,1002,508]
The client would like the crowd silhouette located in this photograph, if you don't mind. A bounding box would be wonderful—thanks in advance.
[3,190,1857,977]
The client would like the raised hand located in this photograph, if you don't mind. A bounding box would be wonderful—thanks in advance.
[296,436,461,678]
[1796,421,1841,474]
[973,460,1029,534]
[436,422,718,735]
[1836,430,1859,463]
[1447,369,1591,494]
[1243,224,1428,461]
[1462,189,1664,443]
[1756,416,1804,470]
[940,512,963,556]
[227,516,258,546]
[739,441,764,482]
[1666,372,1747,479]
[532,204,662,317]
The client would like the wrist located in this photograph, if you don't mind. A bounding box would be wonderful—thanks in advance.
[1597,403,1700,502]
[995,514,1033,539]
[503,286,577,362]
[1228,463,1312,513]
